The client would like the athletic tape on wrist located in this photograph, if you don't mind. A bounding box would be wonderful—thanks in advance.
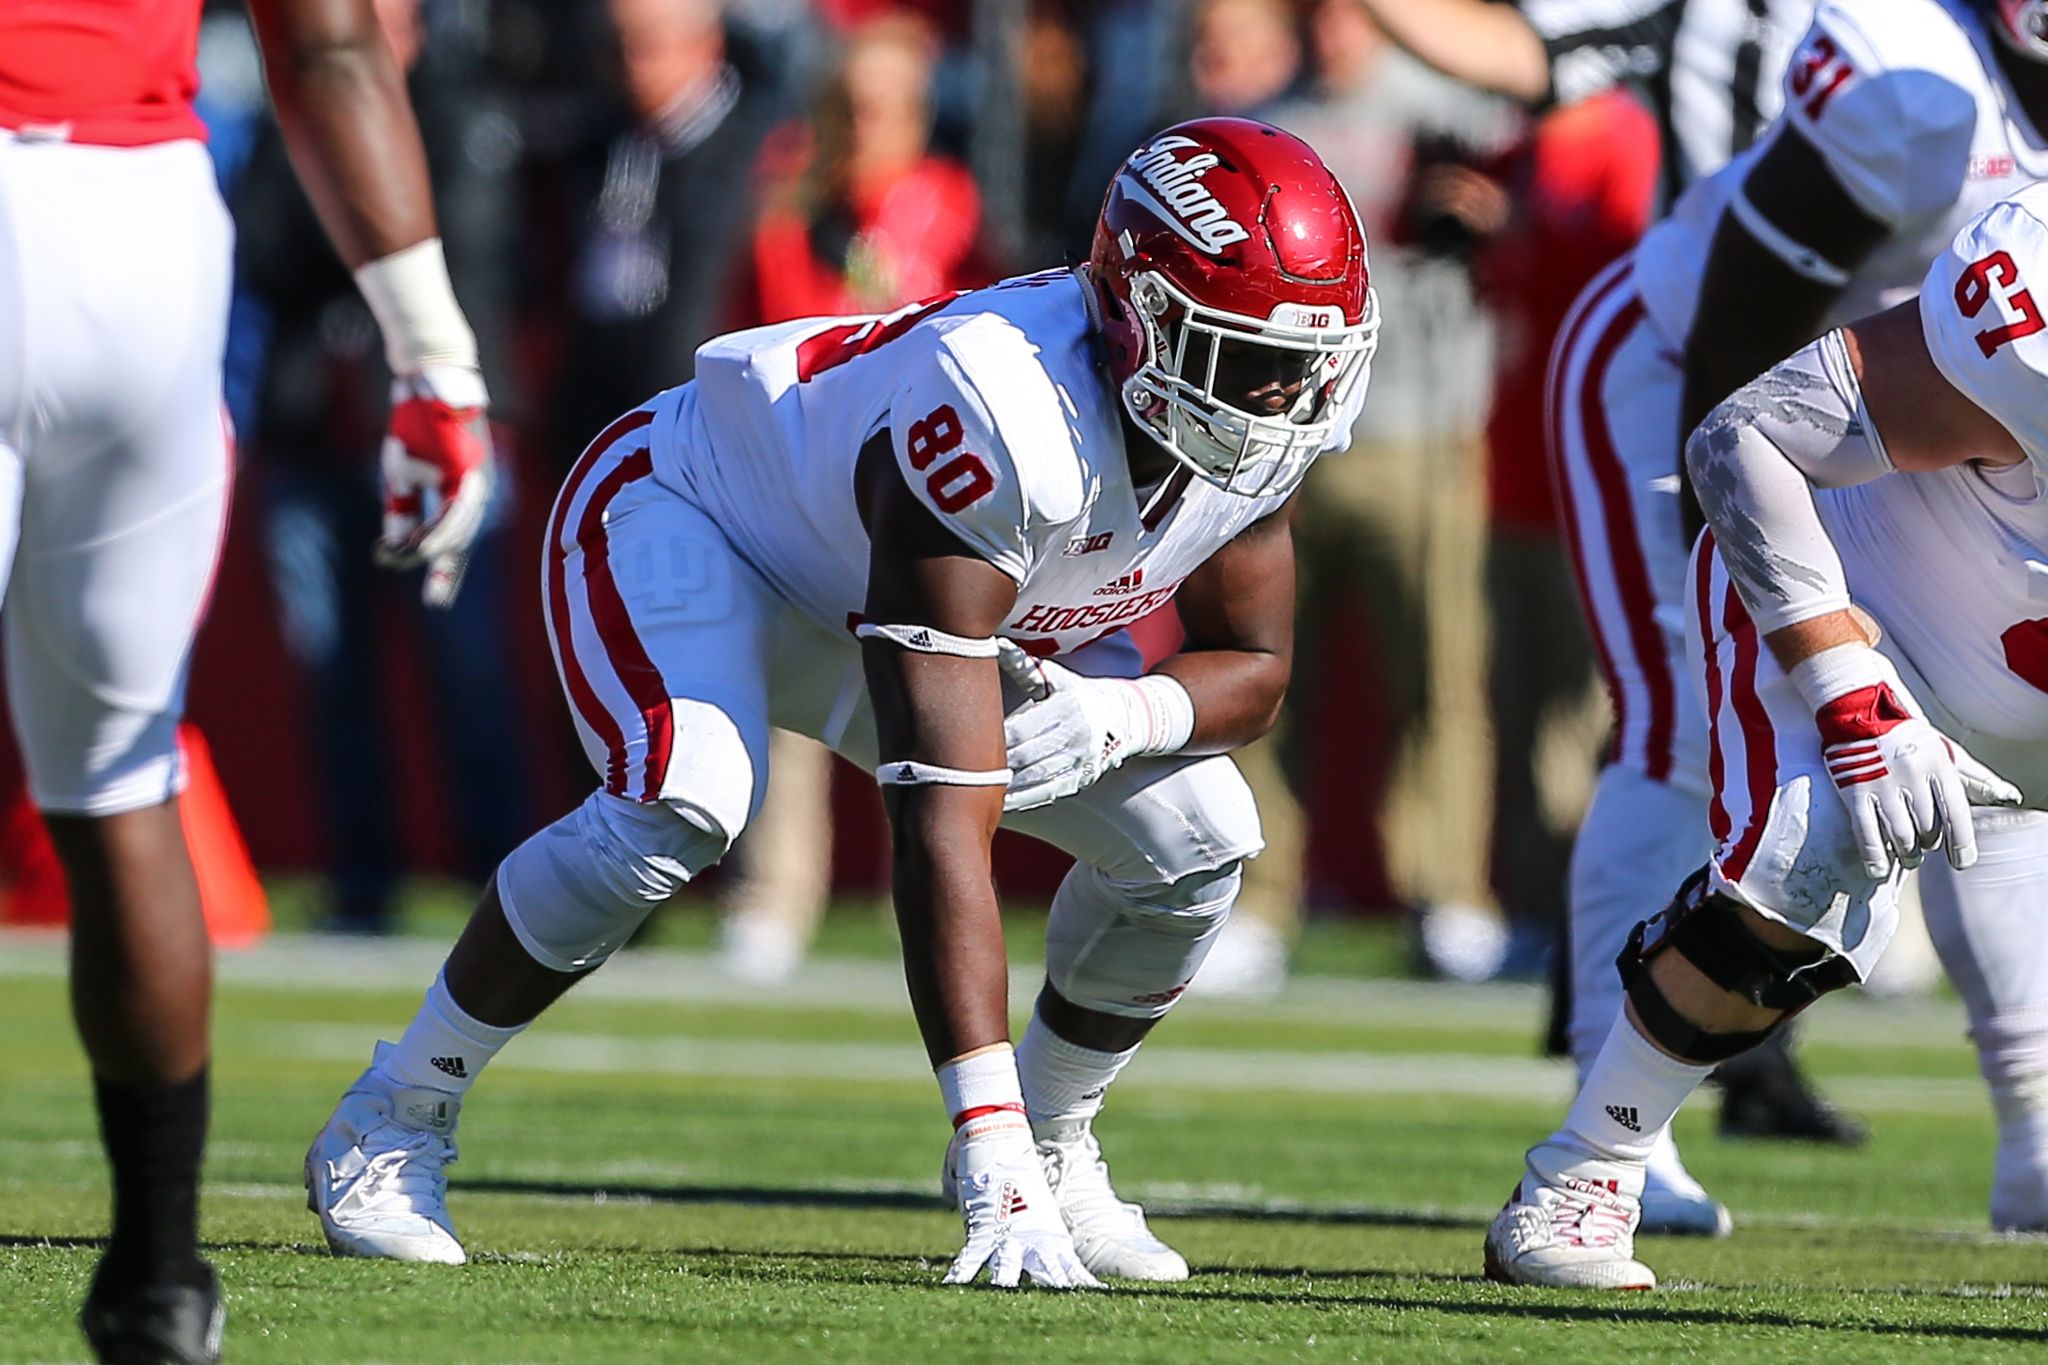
[856,622,1000,658]
[875,761,1012,787]
[354,238,480,375]
[1729,187,1852,288]
[1123,674,1196,756]
[1787,642,1899,714]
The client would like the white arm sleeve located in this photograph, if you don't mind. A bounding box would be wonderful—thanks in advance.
[1684,329,1892,634]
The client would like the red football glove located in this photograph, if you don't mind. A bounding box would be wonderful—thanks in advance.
[1793,645,2021,878]
[376,364,494,608]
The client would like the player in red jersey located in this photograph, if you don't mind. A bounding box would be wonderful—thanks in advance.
[0,1,492,1359]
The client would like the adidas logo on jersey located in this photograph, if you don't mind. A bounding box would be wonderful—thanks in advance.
[1093,568,1146,596]
[430,1056,468,1079]
[1123,135,1249,256]
[1605,1105,1641,1133]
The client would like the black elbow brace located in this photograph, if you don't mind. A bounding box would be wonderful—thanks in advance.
[1616,868,1860,1064]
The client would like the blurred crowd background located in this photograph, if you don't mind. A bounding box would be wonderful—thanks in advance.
[0,0,1676,999]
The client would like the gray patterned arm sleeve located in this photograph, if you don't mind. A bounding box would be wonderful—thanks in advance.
[1684,330,1892,634]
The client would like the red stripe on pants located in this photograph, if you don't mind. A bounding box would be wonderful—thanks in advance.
[546,409,655,797]
[1574,296,1674,780]
[573,448,673,801]
[1720,580,1777,881]
[1548,265,1634,767]
[1697,532,1732,848]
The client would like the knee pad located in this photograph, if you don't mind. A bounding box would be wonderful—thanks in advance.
[1617,868,1860,1064]
[1974,1005,2048,1231]
[498,790,731,972]
[1043,860,1241,1018]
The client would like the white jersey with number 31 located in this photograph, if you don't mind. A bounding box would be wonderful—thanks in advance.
[649,269,1358,657]
[1634,0,2047,348]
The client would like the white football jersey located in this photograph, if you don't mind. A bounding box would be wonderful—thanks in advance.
[1634,0,2048,347]
[649,270,1352,657]
[1801,187,2048,775]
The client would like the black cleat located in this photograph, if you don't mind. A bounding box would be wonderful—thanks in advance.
[80,1258,224,1365]
[1714,1029,1868,1146]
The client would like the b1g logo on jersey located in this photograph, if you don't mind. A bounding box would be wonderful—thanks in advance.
[1122,135,1250,256]
[1956,250,2047,358]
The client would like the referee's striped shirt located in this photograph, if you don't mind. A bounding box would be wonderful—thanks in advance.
[1521,0,1814,197]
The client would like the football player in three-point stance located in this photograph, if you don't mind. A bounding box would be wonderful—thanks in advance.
[1489,178,2048,1290]
[1,0,492,1358]
[1529,0,2048,1253]
[1490,182,2048,1298]
[306,117,1380,1287]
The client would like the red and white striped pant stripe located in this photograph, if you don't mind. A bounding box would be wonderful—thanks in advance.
[1547,255,1704,789]
[542,405,676,803]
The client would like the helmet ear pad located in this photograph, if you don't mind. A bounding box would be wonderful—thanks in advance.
[1090,272,1149,385]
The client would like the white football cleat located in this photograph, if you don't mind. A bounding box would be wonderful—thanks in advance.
[1483,1140,1657,1289]
[1035,1122,1189,1281]
[1641,1129,1733,1238]
[306,1045,467,1265]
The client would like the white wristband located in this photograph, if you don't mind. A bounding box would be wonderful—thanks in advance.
[1786,643,1901,714]
[1118,674,1196,756]
[354,238,479,375]
[935,1044,1023,1126]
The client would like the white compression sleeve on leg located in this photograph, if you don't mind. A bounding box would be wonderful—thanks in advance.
[1975,1005,2048,1231]
[1685,330,1891,634]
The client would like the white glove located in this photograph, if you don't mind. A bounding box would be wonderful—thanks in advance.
[995,640,1194,812]
[373,364,496,609]
[1791,645,2021,878]
[940,1108,1099,1290]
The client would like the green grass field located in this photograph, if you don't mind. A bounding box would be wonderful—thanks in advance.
[3,915,2045,1363]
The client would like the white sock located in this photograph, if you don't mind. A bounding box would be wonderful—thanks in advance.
[376,969,524,1097]
[1558,1011,1716,1163]
[1016,1015,1140,1134]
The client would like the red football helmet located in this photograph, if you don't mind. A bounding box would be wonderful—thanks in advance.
[1088,117,1378,499]
[1994,0,2048,60]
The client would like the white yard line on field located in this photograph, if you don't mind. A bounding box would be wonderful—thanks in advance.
[0,929,1974,1050]
[254,1020,1986,1115]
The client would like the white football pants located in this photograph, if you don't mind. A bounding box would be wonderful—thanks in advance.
[0,134,234,814]
[1548,257,1713,1069]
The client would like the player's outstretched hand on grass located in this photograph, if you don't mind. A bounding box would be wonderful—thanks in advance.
[942,1105,1100,1289]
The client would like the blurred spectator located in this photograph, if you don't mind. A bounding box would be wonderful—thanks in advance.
[748,14,983,318]
[1477,90,1659,992]
[231,0,530,933]
[1201,0,1519,994]
[547,0,787,463]
[1189,0,1306,117]
[1016,3,1089,266]
[720,12,986,983]
[1047,1,1190,263]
